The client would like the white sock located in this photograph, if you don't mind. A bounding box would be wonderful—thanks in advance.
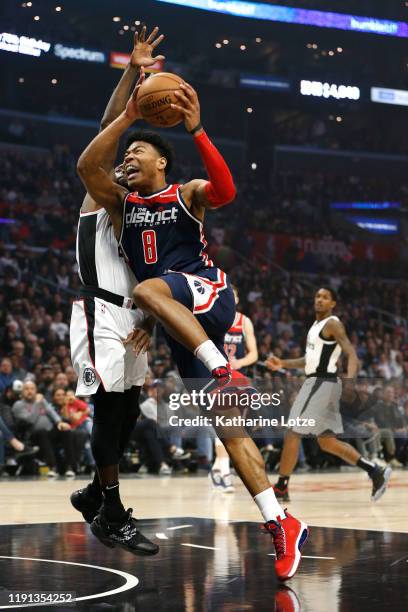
[194,340,227,372]
[254,487,285,522]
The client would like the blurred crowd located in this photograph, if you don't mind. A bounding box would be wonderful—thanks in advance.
[1,236,408,476]
[0,127,407,477]
[1,146,406,258]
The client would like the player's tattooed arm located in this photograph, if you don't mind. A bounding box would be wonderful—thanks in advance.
[77,72,146,234]
[174,81,236,214]
[323,319,360,379]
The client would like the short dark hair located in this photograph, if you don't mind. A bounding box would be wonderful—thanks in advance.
[125,130,174,175]
[318,287,337,302]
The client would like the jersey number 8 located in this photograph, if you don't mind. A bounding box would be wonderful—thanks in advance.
[142,230,158,264]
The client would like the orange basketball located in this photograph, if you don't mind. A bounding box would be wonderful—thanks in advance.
[137,72,184,128]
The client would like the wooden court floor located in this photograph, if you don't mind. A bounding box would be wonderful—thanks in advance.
[1,470,407,611]
[1,469,407,532]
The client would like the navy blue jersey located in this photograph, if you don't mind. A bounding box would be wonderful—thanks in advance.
[119,184,213,281]
[224,312,247,362]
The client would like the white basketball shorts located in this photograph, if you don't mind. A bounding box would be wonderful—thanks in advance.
[70,297,148,396]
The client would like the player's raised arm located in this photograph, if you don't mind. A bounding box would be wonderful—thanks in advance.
[174,82,236,215]
[92,26,165,176]
[78,26,165,229]
[101,26,165,134]
[324,319,360,379]
[77,77,145,231]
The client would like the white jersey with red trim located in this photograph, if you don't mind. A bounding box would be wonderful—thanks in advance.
[76,208,136,297]
[119,183,214,281]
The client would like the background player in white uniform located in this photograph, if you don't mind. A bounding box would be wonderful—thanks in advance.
[267,287,392,503]
[210,285,258,493]
[70,27,165,556]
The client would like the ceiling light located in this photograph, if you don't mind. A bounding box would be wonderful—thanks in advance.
[51,78,58,85]
[255,37,262,43]
[124,25,129,30]
[34,15,40,20]
[240,44,246,51]
[113,16,120,22]
[251,162,257,170]
[223,39,229,44]
[246,107,253,113]
[215,43,222,48]
[55,5,62,11]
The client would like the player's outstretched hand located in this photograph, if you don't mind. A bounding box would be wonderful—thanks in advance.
[171,81,201,132]
[123,327,151,355]
[125,68,146,121]
[130,25,165,68]
[265,356,283,371]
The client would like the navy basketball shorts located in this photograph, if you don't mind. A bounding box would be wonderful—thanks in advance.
[159,267,236,384]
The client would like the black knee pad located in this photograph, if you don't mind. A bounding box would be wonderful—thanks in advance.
[91,387,125,467]
[118,386,142,455]
[123,386,141,421]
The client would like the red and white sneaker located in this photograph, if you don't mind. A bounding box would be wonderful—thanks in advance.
[202,363,233,394]
[263,510,308,581]
[211,363,232,387]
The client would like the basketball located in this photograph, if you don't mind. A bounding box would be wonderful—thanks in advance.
[138,72,184,128]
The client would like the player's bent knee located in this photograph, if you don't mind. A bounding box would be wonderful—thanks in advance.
[133,282,161,312]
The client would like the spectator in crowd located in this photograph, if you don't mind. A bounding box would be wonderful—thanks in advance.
[11,381,77,477]
[341,389,382,461]
[372,386,404,467]
[51,388,93,469]
[0,358,15,394]
[0,414,38,472]
[135,381,174,475]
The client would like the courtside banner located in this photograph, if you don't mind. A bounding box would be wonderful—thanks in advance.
[110,52,164,72]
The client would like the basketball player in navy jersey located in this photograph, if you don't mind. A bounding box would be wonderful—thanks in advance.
[77,77,308,580]
[70,27,166,556]
[211,285,258,492]
[267,287,391,503]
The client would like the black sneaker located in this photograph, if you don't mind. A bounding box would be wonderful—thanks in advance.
[15,445,39,460]
[70,485,102,524]
[371,465,392,501]
[273,484,290,502]
[90,508,159,556]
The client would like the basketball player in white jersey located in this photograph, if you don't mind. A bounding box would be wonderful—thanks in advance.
[70,26,165,555]
[211,285,258,493]
[266,287,391,502]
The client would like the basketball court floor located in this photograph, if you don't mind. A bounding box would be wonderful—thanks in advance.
[1,470,407,610]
